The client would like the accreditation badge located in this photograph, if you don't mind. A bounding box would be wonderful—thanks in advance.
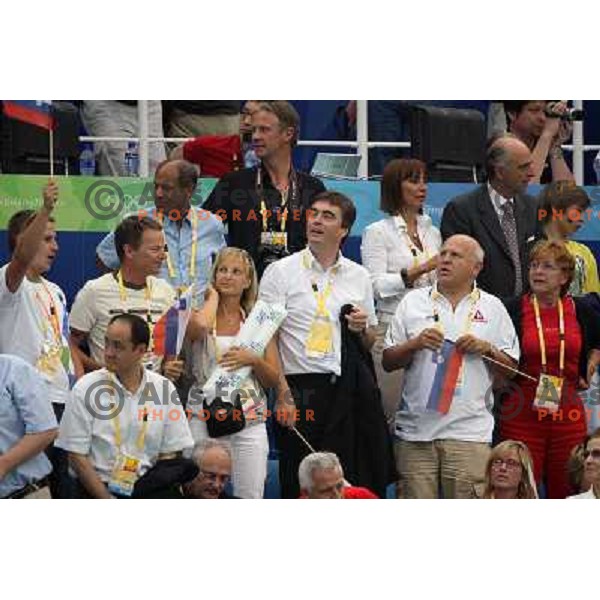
[305,314,335,358]
[36,344,61,376]
[108,453,142,497]
[533,374,564,413]
[260,231,287,247]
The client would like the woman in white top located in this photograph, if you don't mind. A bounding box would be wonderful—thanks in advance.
[186,247,280,498]
[361,159,441,425]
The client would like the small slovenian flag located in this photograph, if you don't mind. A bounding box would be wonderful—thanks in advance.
[3,100,54,130]
[153,292,192,357]
[426,339,464,415]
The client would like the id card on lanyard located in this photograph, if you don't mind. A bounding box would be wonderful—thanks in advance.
[257,167,298,249]
[303,251,338,359]
[107,382,150,497]
[532,295,565,413]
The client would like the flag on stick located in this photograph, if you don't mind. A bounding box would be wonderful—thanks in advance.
[426,340,464,415]
[153,292,192,357]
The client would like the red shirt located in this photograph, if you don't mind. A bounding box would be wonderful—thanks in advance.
[514,294,582,408]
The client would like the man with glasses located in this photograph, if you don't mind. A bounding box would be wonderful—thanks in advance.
[568,429,600,499]
[58,314,193,499]
[183,439,237,499]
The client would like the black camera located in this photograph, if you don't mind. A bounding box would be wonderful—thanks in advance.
[545,104,584,122]
[257,243,290,274]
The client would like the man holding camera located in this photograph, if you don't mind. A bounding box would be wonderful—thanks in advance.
[203,101,326,278]
[504,101,575,184]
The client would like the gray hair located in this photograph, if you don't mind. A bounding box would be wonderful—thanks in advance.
[298,452,343,492]
[191,438,232,467]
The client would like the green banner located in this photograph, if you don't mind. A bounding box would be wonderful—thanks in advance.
[0,175,219,231]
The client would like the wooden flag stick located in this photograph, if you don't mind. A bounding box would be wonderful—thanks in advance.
[49,127,54,178]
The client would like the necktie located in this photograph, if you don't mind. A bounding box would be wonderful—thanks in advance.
[499,201,522,296]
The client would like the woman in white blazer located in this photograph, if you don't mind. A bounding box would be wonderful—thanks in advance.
[361,159,441,426]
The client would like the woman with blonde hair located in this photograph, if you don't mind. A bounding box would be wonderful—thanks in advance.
[501,240,600,498]
[482,440,538,499]
[186,247,281,498]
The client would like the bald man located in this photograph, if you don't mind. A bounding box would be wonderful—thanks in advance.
[441,133,539,300]
[382,234,520,498]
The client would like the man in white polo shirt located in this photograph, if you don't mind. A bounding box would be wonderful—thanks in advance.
[259,190,378,498]
[57,313,193,498]
[383,234,519,499]
[0,180,76,498]
[70,216,181,381]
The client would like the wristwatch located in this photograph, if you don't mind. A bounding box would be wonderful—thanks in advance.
[401,268,413,288]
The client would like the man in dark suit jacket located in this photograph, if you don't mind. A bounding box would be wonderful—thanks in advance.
[441,134,539,300]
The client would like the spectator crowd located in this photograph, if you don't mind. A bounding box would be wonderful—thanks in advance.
[2,100,600,500]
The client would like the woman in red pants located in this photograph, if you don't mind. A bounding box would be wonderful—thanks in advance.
[501,240,600,498]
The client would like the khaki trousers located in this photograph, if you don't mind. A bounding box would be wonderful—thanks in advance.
[395,439,490,499]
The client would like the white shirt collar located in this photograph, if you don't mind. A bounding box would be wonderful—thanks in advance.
[392,212,431,232]
[487,182,513,212]
[303,247,344,273]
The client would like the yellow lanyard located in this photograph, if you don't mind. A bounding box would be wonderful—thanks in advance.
[257,167,294,233]
[109,373,150,453]
[303,251,338,317]
[401,224,430,270]
[116,271,156,349]
[532,295,565,377]
[158,210,198,290]
[430,287,480,337]
[34,279,63,345]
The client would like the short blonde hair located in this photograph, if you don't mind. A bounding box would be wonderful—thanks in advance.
[210,247,258,315]
[483,440,537,499]
[529,239,575,296]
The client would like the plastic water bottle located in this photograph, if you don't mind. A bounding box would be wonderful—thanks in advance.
[124,141,139,177]
[594,151,600,185]
[79,143,96,176]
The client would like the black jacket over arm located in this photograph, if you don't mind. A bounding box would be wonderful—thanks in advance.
[321,305,396,498]
[441,184,540,300]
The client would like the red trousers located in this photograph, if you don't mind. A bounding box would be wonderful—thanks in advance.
[500,389,586,499]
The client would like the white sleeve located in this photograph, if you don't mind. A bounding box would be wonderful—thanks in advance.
[55,384,94,455]
[384,300,410,349]
[0,264,23,305]
[159,381,194,454]
[258,262,286,305]
[360,270,378,327]
[491,301,520,362]
[69,282,96,334]
[361,225,405,300]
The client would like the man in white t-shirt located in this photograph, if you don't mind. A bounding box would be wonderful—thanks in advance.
[0,180,77,498]
[383,235,520,499]
[259,191,378,498]
[70,215,181,381]
[57,313,194,498]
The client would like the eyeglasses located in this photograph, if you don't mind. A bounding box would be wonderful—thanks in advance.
[200,470,230,484]
[491,458,522,470]
[529,261,561,272]
[583,449,600,460]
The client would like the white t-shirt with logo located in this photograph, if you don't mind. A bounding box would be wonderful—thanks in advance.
[0,265,74,404]
[69,273,176,370]
[385,285,520,443]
